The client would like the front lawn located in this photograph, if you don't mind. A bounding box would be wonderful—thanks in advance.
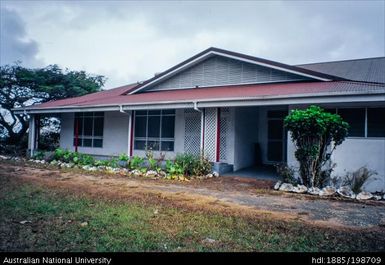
[0,174,384,252]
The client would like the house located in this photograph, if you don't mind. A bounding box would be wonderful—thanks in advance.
[16,47,385,192]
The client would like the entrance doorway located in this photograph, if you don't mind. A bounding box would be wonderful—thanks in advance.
[267,110,287,163]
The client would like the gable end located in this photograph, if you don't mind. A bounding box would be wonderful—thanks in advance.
[145,55,313,92]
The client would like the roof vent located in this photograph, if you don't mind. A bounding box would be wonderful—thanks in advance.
[154,72,161,77]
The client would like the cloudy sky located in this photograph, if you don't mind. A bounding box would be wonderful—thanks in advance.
[1,0,384,89]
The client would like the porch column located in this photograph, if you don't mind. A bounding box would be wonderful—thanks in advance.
[128,111,134,157]
[200,109,205,153]
[202,108,219,162]
[28,114,36,157]
[215,107,221,162]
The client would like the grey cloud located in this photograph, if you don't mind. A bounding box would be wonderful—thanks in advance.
[1,1,383,89]
[0,7,42,66]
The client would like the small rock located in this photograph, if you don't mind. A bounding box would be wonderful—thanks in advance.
[50,160,58,166]
[158,170,167,177]
[202,238,216,244]
[146,170,158,178]
[292,185,308,194]
[319,186,336,196]
[356,191,373,200]
[383,194,385,200]
[337,186,355,199]
[154,209,159,215]
[308,187,321,196]
[274,181,282,190]
[206,173,213,178]
[213,172,219,178]
[131,169,142,177]
[19,220,31,224]
[373,195,382,201]
[279,183,294,192]
[80,222,88,227]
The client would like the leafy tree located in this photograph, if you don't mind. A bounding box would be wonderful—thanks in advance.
[284,105,349,188]
[0,63,105,145]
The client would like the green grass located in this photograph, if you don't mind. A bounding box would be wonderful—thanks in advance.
[0,176,384,252]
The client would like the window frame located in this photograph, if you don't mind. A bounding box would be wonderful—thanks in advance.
[73,112,104,148]
[326,107,385,139]
[133,110,176,152]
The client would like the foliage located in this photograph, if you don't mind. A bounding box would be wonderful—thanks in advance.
[94,160,110,167]
[174,153,212,177]
[118,153,129,162]
[341,167,377,193]
[129,156,144,170]
[33,150,46,160]
[0,63,105,146]
[275,163,299,185]
[106,158,119,168]
[53,148,95,165]
[37,131,60,151]
[284,105,349,188]
[165,160,184,176]
[145,149,158,170]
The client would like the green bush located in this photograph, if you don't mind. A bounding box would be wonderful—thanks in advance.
[165,160,184,176]
[284,105,349,188]
[275,163,299,185]
[118,153,129,162]
[129,156,144,170]
[53,148,94,166]
[33,150,46,160]
[174,153,212,177]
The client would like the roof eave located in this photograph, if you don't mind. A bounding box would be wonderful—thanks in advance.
[13,90,384,114]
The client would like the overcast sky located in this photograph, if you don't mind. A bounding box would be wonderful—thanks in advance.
[1,0,384,89]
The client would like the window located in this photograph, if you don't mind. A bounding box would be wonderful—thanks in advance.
[338,108,365,137]
[134,110,175,151]
[328,107,385,138]
[367,108,385,137]
[73,112,104,148]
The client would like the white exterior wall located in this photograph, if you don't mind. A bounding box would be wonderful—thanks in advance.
[132,109,184,160]
[60,111,129,156]
[332,139,385,192]
[286,104,385,193]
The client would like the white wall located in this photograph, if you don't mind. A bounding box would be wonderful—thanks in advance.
[332,138,385,192]
[233,107,259,171]
[60,111,129,156]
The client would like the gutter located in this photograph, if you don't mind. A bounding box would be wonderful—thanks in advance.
[193,101,202,112]
[12,90,385,114]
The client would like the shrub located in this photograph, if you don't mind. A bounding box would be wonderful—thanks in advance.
[174,153,212,177]
[284,105,349,188]
[342,167,377,193]
[118,153,129,162]
[275,163,299,185]
[33,150,46,160]
[165,160,184,176]
[129,156,144,170]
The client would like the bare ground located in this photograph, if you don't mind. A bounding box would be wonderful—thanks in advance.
[1,160,385,229]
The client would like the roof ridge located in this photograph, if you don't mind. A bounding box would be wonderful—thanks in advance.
[297,56,385,66]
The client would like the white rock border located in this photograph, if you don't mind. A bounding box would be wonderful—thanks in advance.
[274,181,385,201]
[20,158,221,181]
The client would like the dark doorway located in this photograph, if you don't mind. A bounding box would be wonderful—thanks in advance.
[267,110,287,163]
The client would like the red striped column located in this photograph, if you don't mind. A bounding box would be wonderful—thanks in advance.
[215,107,220,162]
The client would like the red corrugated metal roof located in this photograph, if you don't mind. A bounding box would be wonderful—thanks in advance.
[30,81,385,110]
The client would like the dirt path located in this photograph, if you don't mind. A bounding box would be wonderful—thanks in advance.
[1,161,385,229]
